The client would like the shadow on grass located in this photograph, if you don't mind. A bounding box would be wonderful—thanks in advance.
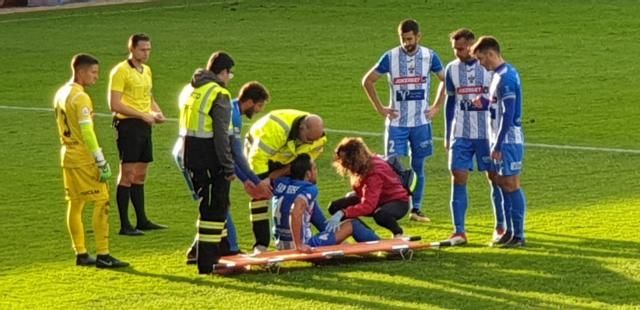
[111,232,640,308]
[462,224,640,260]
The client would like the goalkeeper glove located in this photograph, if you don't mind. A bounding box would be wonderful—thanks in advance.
[97,160,112,182]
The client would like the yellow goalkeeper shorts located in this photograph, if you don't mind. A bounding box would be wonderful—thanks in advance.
[62,165,109,202]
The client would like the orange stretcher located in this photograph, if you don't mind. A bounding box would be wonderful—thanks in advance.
[214,238,433,273]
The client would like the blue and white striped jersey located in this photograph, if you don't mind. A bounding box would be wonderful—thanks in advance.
[375,46,443,127]
[272,177,318,244]
[489,63,524,146]
[445,59,493,140]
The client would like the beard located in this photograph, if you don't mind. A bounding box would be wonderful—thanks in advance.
[403,44,417,53]
[245,109,254,119]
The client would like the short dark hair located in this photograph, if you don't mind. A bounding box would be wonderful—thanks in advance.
[290,154,312,180]
[238,81,270,103]
[71,53,99,72]
[128,33,150,49]
[398,19,420,35]
[471,36,501,55]
[450,28,475,41]
[207,51,235,74]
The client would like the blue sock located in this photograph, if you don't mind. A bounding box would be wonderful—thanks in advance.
[502,190,513,235]
[351,219,380,242]
[491,183,505,230]
[508,189,527,239]
[310,205,327,232]
[226,213,239,252]
[410,156,426,211]
[451,183,468,234]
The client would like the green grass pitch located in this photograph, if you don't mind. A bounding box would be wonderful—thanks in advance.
[0,0,639,308]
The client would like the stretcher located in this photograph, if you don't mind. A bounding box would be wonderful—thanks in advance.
[214,237,434,274]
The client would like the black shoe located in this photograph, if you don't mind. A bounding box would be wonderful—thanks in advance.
[136,221,168,231]
[96,254,130,268]
[76,253,96,266]
[186,246,197,265]
[501,237,526,249]
[119,227,145,236]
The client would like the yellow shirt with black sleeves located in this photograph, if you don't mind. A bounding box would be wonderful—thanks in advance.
[54,82,96,168]
[109,59,153,119]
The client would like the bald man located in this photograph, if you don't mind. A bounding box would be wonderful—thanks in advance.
[244,109,328,253]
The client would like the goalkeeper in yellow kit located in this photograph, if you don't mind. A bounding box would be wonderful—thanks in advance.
[54,54,128,268]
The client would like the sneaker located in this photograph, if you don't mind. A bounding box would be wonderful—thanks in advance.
[409,209,431,223]
[442,233,468,246]
[186,246,197,265]
[96,254,130,268]
[76,253,96,266]
[252,245,268,256]
[501,237,526,249]
[136,221,168,231]
[489,231,513,247]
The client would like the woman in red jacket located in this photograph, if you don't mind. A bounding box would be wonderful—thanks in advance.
[326,137,411,238]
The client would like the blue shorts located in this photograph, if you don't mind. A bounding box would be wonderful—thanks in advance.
[449,138,492,171]
[492,143,524,176]
[385,124,433,158]
[306,231,337,247]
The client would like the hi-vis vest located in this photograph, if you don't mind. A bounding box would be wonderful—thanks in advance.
[178,81,231,138]
[245,109,327,175]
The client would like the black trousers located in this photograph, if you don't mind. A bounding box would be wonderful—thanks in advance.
[188,167,230,274]
[329,195,409,235]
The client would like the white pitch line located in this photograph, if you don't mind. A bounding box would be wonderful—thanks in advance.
[2,104,639,154]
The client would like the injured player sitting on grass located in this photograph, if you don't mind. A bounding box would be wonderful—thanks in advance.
[272,154,380,252]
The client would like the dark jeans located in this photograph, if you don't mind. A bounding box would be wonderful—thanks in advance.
[328,195,409,235]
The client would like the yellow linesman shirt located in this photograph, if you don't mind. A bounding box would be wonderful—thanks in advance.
[109,60,153,119]
[53,82,95,168]
[246,109,327,175]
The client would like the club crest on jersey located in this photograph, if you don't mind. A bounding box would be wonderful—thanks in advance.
[395,89,425,102]
[393,76,426,85]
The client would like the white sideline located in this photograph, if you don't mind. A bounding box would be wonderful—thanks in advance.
[2,104,640,154]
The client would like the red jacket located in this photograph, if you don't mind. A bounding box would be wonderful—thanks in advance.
[342,156,410,218]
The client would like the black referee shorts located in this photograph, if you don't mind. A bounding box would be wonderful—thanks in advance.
[114,118,153,163]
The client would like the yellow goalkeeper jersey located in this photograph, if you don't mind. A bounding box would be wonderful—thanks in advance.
[54,82,95,168]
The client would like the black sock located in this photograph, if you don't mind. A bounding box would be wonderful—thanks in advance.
[130,184,149,227]
[116,185,132,229]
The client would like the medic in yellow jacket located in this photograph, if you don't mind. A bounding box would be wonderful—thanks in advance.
[244,109,327,177]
